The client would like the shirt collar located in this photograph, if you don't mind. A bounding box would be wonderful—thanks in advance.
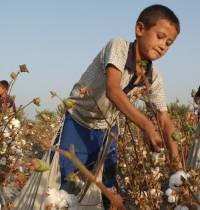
[124,40,153,91]
[125,41,136,72]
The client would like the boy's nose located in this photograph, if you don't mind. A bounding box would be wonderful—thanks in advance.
[159,41,169,51]
[159,43,166,51]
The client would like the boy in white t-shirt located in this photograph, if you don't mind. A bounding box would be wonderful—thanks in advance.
[59,4,182,209]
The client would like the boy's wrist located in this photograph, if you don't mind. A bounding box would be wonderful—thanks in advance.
[142,120,155,132]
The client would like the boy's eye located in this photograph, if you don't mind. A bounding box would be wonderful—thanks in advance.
[157,32,173,47]
[157,32,165,39]
[166,40,173,46]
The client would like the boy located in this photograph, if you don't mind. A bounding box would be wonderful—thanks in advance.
[59,4,182,209]
[194,86,200,121]
[187,86,200,170]
[0,80,16,113]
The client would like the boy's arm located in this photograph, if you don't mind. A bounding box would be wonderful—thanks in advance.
[157,111,182,171]
[106,65,162,152]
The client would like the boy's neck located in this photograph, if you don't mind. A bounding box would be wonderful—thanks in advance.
[135,40,152,63]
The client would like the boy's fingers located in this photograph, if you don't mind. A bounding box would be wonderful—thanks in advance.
[157,140,163,147]
[153,144,161,152]
[151,140,161,152]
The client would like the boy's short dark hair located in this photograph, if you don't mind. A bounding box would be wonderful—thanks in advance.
[137,4,180,34]
[0,80,10,90]
[195,86,200,97]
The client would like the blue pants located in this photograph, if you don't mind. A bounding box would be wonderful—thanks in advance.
[59,113,118,209]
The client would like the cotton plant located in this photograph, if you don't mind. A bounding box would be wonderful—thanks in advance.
[117,126,167,210]
[0,117,21,156]
[150,148,166,166]
[150,166,163,181]
[165,169,200,209]
[1,117,21,134]
[0,118,23,165]
[0,68,61,209]
[116,91,200,209]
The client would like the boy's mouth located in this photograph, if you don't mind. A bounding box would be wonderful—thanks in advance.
[153,49,162,56]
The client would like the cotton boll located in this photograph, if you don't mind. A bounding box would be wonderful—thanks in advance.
[7,124,13,130]
[151,149,166,165]
[8,156,16,162]
[168,195,177,203]
[169,171,189,191]
[140,191,148,198]
[21,139,26,145]
[151,167,162,180]
[149,189,156,196]
[152,153,160,165]
[15,148,23,156]
[148,188,164,197]
[142,150,147,158]
[0,143,7,154]
[10,145,16,151]
[155,166,160,173]
[165,188,173,196]
[0,157,7,165]
[6,138,13,144]
[151,167,160,175]
[3,131,10,138]
[160,148,165,153]
[0,148,7,155]
[50,124,55,128]
[10,118,21,129]
[174,206,189,210]
[19,166,24,173]
[174,206,182,210]
[180,206,189,210]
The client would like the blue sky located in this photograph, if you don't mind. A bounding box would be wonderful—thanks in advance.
[0,1,199,118]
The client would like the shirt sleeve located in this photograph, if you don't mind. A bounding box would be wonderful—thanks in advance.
[101,38,128,73]
[149,68,168,112]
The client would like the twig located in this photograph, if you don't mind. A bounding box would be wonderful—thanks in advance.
[51,146,126,210]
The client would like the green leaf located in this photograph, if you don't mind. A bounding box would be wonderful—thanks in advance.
[171,131,182,142]
[65,172,77,182]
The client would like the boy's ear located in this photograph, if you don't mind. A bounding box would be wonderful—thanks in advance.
[135,21,145,37]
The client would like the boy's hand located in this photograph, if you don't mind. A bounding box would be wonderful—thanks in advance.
[169,155,183,173]
[145,129,163,152]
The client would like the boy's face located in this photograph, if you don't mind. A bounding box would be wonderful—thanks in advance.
[0,84,6,96]
[136,19,178,61]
